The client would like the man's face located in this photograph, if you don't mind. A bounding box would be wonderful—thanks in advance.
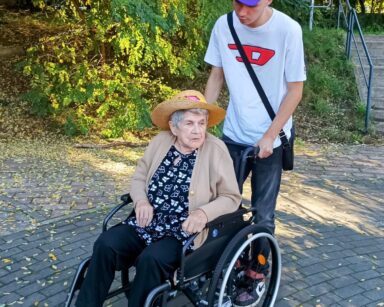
[233,0,272,28]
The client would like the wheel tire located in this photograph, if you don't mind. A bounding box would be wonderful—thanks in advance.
[206,224,281,307]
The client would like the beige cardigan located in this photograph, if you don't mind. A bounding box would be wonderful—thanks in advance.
[130,131,241,247]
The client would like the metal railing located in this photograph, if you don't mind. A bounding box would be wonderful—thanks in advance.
[338,0,374,132]
[309,0,333,31]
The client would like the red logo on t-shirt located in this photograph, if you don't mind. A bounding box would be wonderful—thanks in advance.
[228,44,275,66]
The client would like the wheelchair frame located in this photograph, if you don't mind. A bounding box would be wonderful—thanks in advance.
[65,144,282,307]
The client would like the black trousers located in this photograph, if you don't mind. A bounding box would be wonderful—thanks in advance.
[76,224,182,307]
[223,135,283,272]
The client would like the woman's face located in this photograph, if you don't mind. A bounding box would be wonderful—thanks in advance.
[169,111,207,154]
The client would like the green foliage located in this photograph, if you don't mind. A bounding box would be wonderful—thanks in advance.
[273,0,342,28]
[272,0,310,25]
[357,13,384,33]
[297,28,365,142]
[22,89,52,116]
[22,0,369,143]
[23,0,231,137]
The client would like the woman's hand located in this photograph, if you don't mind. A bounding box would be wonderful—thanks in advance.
[135,200,153,227]
[182,209,208,234]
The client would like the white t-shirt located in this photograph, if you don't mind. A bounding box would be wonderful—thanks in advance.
[205,9,306,147]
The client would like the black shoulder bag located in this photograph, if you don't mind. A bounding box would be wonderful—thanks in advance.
[227,12,294,171]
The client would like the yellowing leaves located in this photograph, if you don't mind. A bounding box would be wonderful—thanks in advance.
[48,253,57,261]
[119,37,131,54]
[2,258,12,264]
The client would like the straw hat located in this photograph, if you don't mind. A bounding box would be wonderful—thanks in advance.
[151,90,226,130]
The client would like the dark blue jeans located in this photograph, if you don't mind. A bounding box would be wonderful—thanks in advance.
[223,135,283,271]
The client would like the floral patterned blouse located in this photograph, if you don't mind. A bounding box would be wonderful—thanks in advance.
[126,145,197,248]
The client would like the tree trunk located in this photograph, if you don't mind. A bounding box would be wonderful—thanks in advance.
[70,0,85,21]
[358,0,366,13]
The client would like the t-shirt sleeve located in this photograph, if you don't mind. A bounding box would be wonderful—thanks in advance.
[285,22,307,82]
[204,20,223,68]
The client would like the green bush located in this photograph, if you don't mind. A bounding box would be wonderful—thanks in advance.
[272,0,338,28]
[272,0,309,24]
[357,13,384,33]
[23,0,232,137]
[22,0,367,142]
[297,28,364,142]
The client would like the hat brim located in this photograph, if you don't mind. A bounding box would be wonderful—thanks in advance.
[151,99,226,130]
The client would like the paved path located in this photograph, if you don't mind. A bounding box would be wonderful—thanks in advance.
[0,140,383,306]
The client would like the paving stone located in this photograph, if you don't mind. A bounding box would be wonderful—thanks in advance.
[316,293,344,305]
[322,259,347,269]
[358,277,384,291]
[353,269,382,281]
[40,290,68,306]
[277,284,298,298]
[363,288,384,300]
[348,262,378,273]
[16,280,45,297]
[290,279,309,291]
[328,275,360,288]
[18,292,46,306]
[343,293,373,306]
[0,292,22,304]
[334,284,365,299]
[300,263,328,276]
[0,246,23,258]
[275,298,302,307]
[26,266,57,281]
[291,288,316,303]
[305,281,334,296]
[354,245,384,255]
[1,143,383,306]
[40,280,66,297]
[326,266,355,278]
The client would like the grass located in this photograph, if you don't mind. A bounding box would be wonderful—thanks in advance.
[357,13,384,34]
[293,27,381,143]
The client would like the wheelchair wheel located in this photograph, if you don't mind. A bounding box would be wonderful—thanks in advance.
[206,225,281,307]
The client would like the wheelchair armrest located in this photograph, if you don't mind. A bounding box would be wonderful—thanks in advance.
[180,209,250,257]
[102,193,133,232]
[205,207,251,228]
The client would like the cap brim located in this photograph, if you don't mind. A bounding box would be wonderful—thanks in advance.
[236,0,260,6]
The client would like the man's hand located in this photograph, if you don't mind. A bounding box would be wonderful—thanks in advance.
[135,200,153,227]
[257,135,274,159]
[182,209,208,234]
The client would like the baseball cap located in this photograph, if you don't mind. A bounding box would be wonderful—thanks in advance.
[236,0,261,6]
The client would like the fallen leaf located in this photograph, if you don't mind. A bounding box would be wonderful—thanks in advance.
[48,253,57,261]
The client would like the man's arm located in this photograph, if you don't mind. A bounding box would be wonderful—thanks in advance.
[258,81,303,158]
[205,66,225,103]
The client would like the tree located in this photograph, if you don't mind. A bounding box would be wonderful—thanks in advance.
[23,0,232,137]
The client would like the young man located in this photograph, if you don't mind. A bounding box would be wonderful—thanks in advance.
[204,0,306,305]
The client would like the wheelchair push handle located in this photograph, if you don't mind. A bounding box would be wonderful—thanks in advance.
[242,145,260,160]
[224,139,260,156]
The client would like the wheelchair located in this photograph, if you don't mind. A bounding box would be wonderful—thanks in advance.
[65,145,282,307]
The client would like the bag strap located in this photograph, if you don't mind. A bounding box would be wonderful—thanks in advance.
[227,12,290,148]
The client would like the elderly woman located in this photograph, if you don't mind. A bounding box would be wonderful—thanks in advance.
[76,90,241,307]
